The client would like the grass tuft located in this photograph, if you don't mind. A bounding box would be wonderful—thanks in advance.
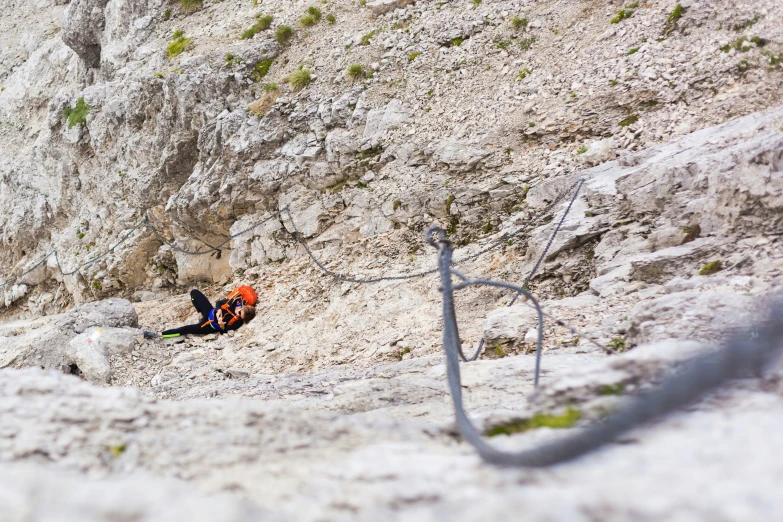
[109,444,126,457]
[511,16,528,30]
[275,25,294,45]
[252,58,274,81]
[346,63,364,81]
[307,6,322,20]
[178,0,202,13]
[599,383,625,395]
[610,9,633,24]
[249,85,279,118]
[519,36,536,50]
[167,30,191,59]
[609,337,627,352]
[241,14,273,39]
[360,30,375,45]
[664,4,685,35]
[289,68,312,91]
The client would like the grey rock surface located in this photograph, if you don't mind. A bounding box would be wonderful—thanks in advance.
[1,0,783,519]
[0,298,138,374]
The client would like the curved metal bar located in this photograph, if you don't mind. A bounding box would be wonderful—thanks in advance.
[452,277,545,385]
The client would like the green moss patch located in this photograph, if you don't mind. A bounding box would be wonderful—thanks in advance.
[699,260,723,276]
[64,97,91,128]
[486,407,582,437]
[599,383,625,396]
[619,114,639,127]
[252,58,274,82]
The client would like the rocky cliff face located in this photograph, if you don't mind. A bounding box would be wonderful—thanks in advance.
[1,0,782,519]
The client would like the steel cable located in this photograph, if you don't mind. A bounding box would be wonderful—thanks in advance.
[466,178,589,361]
[142,210,283,255]
[429,226,783,467]
[280,178,584,286]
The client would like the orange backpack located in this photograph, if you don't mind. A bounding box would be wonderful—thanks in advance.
[226,285,258,308]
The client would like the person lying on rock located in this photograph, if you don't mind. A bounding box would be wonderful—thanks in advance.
[144,288,256,339]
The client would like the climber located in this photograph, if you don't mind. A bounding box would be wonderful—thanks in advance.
[144,287,256,339]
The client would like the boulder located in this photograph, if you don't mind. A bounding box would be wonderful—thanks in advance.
[435,141,490,172]
[483,305,540,348]
[0,298,138,375]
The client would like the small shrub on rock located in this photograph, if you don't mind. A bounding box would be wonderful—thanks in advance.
[64,97,91,128]
[326,13,336,23]
[619,114,639,127]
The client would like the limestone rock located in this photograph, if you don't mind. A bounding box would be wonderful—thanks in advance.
[366,0,414,16]
[362,99,411,142]
[435,141,490,171]
[61,0,110,67]
[628,290,756,345]
[483,305,540,348]
[0,298,137,374]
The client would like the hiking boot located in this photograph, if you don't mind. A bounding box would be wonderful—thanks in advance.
[142,330,160,340]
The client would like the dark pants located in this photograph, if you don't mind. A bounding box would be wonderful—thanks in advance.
[161,289,217,337]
